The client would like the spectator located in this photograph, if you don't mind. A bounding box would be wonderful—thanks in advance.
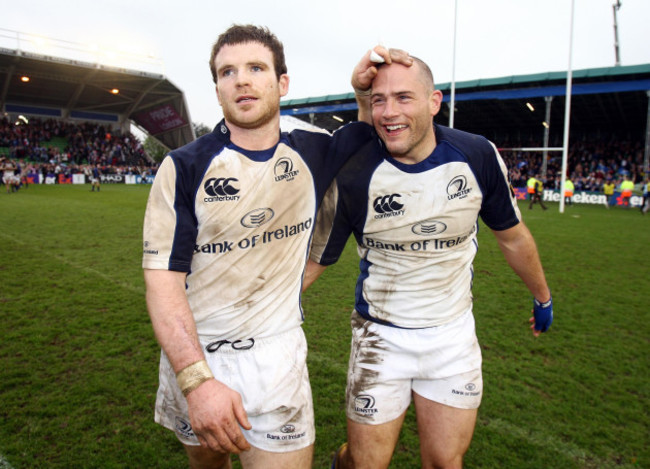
[603,178,616,206]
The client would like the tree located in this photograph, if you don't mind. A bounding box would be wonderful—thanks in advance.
[143,136,168,163]
[193,122,211,137]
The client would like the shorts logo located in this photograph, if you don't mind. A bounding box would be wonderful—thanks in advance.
[274,157,299,182]
[354,394,378,414]
[412,219,447,236]
[267,424,306,441]
[281,424,296,434]
[174,416,195,439]
[447,175,472,200]
[452,383,481,397]
[373,194,405,219]
[204,177,241,202]
[241,208,275,228]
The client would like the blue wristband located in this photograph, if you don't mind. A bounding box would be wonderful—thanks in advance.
[533,296,553,332]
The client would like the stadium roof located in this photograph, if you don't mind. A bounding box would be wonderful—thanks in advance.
[0,48,194,150]
[281,63,650,144]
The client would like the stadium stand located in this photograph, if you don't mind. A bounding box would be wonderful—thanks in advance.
[280,63,650,198]
[1,40,648,194]
[0,47,194,151]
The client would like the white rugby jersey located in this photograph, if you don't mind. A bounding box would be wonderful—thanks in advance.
[143,120,373,339]
[310,125,522,329]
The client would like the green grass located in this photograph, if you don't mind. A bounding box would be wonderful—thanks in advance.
[0,185,648,468]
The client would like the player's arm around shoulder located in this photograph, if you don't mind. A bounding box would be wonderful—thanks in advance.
[491,222,553,336]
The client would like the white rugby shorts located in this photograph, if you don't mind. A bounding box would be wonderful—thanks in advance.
[346,309,483,425]
[154,326,315,452]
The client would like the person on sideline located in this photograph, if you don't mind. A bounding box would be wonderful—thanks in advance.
[527,174,547,210]
[91,164,101,191]
[564,177,574,206]
[641,177,649,214]
[603,178,616,206]
[142,24,410,469]
[2,157,18,193]
[304,57,553,469]
[526,173,536,200]
[620,175,634,208]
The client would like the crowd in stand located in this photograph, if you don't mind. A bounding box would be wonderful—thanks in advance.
[0,116,152,181]
[502,136,646,192]
[1,117,647,193]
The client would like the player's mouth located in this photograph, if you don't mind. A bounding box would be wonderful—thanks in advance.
[383,124,407,135]
[236,95,257,104]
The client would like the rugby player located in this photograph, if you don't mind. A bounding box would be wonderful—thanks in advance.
[305,57,553,469]
[142,24,410,469]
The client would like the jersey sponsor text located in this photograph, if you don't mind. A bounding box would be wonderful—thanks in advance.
[364,226,475,253]
[195,217,313,254]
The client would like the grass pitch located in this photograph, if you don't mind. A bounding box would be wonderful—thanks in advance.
[0,184,648,468]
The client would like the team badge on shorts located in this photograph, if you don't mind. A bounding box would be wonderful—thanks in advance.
[353,394,378,415]
[174,416,195,439]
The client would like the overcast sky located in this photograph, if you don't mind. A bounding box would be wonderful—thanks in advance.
[3,0,650,129]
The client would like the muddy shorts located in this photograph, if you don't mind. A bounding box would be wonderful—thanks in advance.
[346,310,483,425]
[154,326,314,452]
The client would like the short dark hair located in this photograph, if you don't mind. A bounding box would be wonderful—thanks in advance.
[209,24,287,84]
[410,56,435,90]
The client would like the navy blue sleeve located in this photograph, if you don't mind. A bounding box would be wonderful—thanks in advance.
[315,138,383,265]
[167,131,229,271]
[437,126,520,231]
[288,122,374,205]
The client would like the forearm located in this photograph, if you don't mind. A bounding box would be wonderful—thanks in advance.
[302,259,327,292]
[144,268,205,372]
[351,46,411,125]
[356,92,372,124]
[494,223,551,302]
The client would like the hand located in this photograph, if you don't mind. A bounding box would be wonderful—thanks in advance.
[351,45,412,94]
[529,296,553,337]
[186,379,252,453]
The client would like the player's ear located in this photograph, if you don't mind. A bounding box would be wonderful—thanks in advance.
[429,90,443,117]
[279,74,289,98]
[215,85,222,106]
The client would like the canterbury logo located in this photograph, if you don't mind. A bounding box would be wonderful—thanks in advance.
[373,194,404,213]
[204,177,239,197]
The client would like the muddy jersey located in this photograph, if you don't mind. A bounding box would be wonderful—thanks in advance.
[143,120,373,339]
[310,125,521,329]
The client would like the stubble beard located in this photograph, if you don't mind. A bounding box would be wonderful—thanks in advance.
[222,97,280,131]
